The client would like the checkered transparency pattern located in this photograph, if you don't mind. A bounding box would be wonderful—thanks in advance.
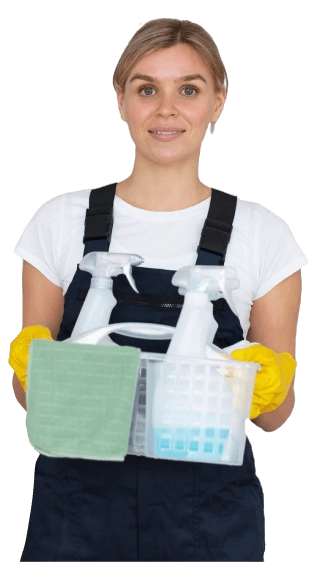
[26,340,140,461]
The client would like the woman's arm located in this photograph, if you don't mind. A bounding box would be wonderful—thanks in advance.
[246,270,302,432]
[12,261,65,411]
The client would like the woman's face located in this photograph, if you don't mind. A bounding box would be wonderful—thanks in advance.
[117,43,225,166]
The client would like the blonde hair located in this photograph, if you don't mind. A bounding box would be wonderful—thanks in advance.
[113,18,228,95]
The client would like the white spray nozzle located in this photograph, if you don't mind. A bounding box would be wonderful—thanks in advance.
[173,266,239,299]
[79,252,144,293]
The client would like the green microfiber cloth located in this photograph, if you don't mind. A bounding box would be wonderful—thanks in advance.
[26,340,140,461]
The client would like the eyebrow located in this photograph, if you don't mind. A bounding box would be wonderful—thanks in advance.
[129,73,207,84]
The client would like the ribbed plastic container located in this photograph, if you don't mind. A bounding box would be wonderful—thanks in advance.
[62,322,258,466]
[129,353,258,466]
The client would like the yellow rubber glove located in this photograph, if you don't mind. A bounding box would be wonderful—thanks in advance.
[231,344,296,420]
[9,326,53,392]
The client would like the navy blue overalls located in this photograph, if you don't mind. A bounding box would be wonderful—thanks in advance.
[21,184,265,562]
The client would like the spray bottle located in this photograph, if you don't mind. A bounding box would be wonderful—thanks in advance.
[71,251,144,338]
[167,265,240,357]
[152,265,241,461]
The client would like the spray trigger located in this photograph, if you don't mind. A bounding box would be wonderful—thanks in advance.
[123,263,139,293]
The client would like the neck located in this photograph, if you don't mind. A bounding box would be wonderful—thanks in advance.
[116,152,211,211]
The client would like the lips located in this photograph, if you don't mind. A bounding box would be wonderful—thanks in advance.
[148,127,185,133]
[148,127,185,141]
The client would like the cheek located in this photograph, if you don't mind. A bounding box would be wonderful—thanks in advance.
[183,102,213,130]
[125,104,150,136]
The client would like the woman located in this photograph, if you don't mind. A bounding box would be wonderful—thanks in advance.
[11,18,307,562]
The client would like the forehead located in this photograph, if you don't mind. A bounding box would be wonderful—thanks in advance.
[128,43,213,82]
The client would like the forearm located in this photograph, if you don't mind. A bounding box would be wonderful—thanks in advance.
[12,373,27,411]
[250,382,295,432]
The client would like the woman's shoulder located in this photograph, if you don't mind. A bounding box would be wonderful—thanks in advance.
[235,198,264,214]
[230,196,307,263]
[33,188,91,220]
[15,188,93,288]
[16,187,92,257]
[45,189,92,213]
[234,197,294,241]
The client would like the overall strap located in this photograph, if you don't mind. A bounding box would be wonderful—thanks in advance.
[83,183,117,254]
[196,189,237,266]
[82,183,237,265]
[66,183,239,335]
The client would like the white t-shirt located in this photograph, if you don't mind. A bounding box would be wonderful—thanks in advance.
[14,189,307,337]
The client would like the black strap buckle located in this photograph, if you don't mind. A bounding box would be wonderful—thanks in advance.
[83,208,113,242]
[197,217,233,255]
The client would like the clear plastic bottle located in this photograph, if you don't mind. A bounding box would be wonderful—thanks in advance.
[71,251,144,338]
[152,265,240,462]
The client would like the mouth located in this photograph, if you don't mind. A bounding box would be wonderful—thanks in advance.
[149,130,185,135]
[148,127,185,142]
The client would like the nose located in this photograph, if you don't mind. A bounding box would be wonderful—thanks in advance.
[155,92,178,118]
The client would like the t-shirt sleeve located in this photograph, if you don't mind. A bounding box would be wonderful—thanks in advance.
[14,195,64,287]
[254,205,308,300]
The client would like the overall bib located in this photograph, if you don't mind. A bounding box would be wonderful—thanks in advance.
[21,184,265,562]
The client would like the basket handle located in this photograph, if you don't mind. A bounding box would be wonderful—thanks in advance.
[66,322,176,345]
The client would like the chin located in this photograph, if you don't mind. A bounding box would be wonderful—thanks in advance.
[144,146,200,166]
[154,149,182,162]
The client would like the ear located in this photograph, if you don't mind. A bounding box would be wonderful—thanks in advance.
[116,87,127,122]
[212,86,226,123]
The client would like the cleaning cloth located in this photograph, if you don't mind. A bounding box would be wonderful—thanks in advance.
[26,339,140,461]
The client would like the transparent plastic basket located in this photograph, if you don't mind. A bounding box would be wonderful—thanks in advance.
[67,323,259,465]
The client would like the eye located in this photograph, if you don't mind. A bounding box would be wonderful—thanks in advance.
[182,86,198,96]
[139,86,156,96]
